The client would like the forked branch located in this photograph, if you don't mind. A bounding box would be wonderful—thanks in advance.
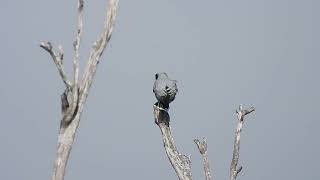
[40,42,71,88]
[153,99,254,180]
[40,1,119,180]
[229,105,255,180]
[194,137,212,180]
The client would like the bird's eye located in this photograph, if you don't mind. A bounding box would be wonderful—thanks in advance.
[155,73,159,80]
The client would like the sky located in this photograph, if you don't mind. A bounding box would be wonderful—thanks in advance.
[0,0,319,180]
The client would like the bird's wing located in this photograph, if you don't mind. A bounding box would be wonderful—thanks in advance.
[154,80,167,96]
[165,80,178,96]
[172,80,178,92]
[170,80,178,91]
[157,88,167,96]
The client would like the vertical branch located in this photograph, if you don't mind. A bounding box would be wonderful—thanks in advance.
[229,105,255,180]
[64,0,84,124]
[153,104,192,180]
[40,1,119,180]
[194,137,212,180]
[73,0,83,87]
[72,0,84,100]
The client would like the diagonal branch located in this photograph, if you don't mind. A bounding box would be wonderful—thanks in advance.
[40,42,71,88]
[80,0,118,105]
[194,137,212,180]
[229,105,255,180]
[153,104,192,180]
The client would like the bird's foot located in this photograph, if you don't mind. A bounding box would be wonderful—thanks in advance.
[154,102,169,112]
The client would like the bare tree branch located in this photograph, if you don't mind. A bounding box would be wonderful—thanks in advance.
[80,0,118,105]
[73,0,83,87]
[229,105,255,180]
[194,137,212,180]
[40,42,71,88]
[153,104,192,180]
[69,0,84,121]
[40,1,119,180]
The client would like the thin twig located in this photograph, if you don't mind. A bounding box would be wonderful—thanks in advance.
[73,0,83,87]
[229,105,255,180]
[65,0,84,123]
[153,105,192,180]
[40,42,71,88]
[194,137,212,180]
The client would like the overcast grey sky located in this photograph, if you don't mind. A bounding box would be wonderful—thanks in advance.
[0,0,319,180]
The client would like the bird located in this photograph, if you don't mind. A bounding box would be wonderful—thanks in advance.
[153,72,178,110]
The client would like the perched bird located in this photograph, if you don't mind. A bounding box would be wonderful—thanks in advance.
[153,72,178,110]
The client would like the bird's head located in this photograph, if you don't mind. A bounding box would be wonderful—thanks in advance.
[155,72,168,80]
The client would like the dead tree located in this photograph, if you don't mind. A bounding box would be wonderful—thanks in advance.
[229,105,255,180]
[154,105,192,180]
[40,1,119,180]
[153,104,255,180]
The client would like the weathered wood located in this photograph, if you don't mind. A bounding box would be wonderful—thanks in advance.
[40,1,119,180]
[194,137,212,180]
[153,105,192,180]
[229,105,255,180]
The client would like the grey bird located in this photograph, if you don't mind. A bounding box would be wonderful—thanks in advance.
[153,72,178,110]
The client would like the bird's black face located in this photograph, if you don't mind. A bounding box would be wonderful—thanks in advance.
[155,73,159,80]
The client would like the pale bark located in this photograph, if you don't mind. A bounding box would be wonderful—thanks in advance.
[154,102,254,180]
[153,104,192,180]
[194,137,212,180]
[229,105,255,180]
[40,1,119,180]
[40,42,71,88]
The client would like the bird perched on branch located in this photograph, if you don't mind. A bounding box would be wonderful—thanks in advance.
[153,72,178,110]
